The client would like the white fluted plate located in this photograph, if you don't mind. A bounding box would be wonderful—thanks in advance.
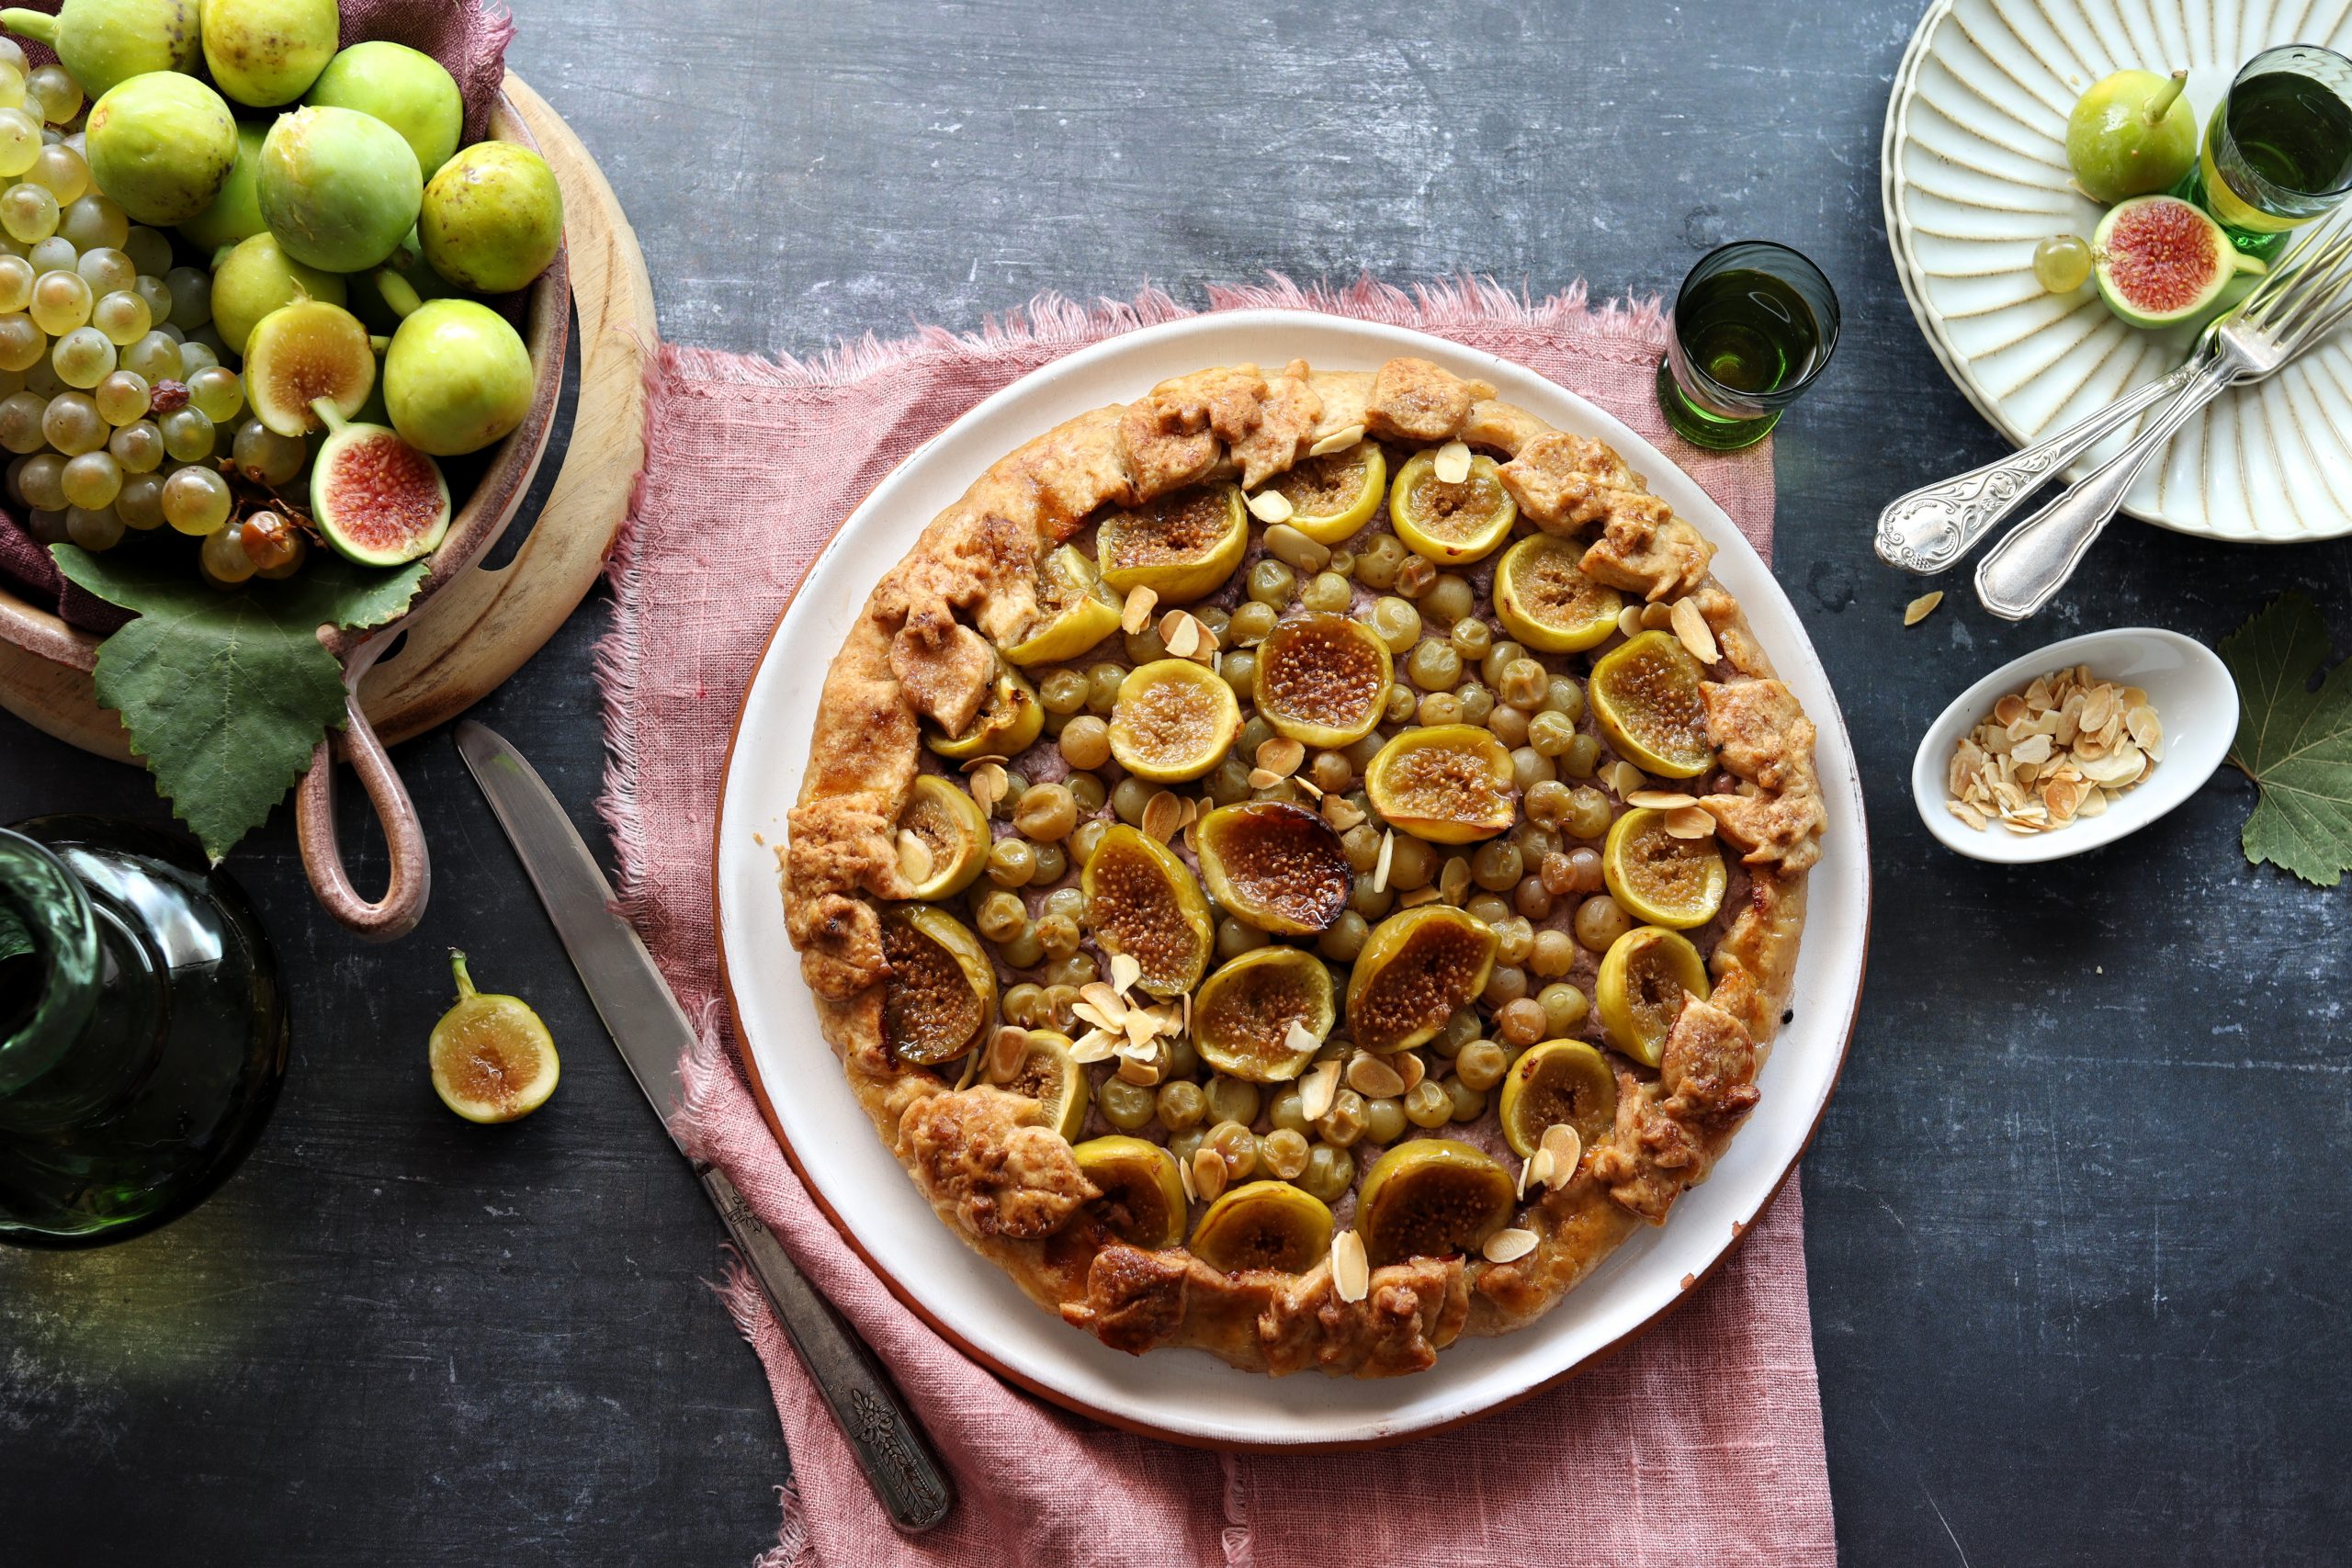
[1883,0,2352,540]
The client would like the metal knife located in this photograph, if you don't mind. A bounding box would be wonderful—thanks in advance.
[454,719,954,1533]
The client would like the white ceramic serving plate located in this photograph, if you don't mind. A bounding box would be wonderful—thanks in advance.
[1912,626,2237,863]
[713,310,1871,1449]
[1882,0,2352,540]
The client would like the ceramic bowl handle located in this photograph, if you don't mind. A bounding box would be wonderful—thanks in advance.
[295,692,431,942]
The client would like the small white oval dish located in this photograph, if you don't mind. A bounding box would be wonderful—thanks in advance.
[1914,627,2238,865]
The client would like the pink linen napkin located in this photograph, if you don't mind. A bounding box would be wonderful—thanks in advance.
[598,276,1834,1568]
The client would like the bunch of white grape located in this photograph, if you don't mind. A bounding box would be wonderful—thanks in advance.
[0,38,311,585]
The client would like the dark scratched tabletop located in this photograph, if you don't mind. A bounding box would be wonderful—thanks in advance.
[5,3,2348,1563]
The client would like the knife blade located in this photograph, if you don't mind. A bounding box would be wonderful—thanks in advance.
[454,719,953,1532]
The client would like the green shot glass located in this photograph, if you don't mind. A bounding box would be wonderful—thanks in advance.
[1656,241,1840,452]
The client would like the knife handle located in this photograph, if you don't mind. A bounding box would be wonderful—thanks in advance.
[698,1165,955,1531]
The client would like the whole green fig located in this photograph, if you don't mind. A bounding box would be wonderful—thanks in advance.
[177,118,266,253]
[2067,69,2198,204]
[305,40,462,177]
[209,229,344,353]
[198,0,335,107]
[85,70,236,224]
[0,0,198,97]
[419,141,562,294]
[258,104,422,273]
[384,297,534,457]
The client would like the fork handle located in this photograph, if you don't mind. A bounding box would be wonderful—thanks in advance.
[1873,360,2200,573]
[1973,357,2237,620]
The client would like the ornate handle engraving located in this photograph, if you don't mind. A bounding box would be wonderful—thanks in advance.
[1874,361,2200,575]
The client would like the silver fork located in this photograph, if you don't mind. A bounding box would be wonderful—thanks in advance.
[1973,220,2352,620]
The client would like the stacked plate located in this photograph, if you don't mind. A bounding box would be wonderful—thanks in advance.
[1883,0,2352,540]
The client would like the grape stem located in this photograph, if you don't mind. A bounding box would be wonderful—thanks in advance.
[0,10,58,44]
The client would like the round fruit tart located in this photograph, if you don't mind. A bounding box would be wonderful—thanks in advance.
[783,355,1825,1379]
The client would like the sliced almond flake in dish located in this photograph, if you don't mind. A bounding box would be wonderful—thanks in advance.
[1669,597,1720,662]
[1431,439,1474,484]
[1108,952,1143,998]
[1071,1000,1120,1032]
[1396,1051,1426,1092]
[2009,732,2054,766]
[1283,1020,1320,1060]
[1192,1146,1228,1203]
[1177,1154,1198,1203]
[2126,704,2163,759]
[1607,761,1648,800]
[1481,1228,1539,1264]
[1246,488,1295,524]
[1540,1122,1581,1179]
[1398,885,1442,908]
[894,829,935,885]
[1295,775,1325,800]
[1438,855,1471,904]
[1639,600,1675,631]
[1519,1146,1554,1198]
[1255,736,1306,778]
[1163,612,1204,660]
[1143,789,1183,843]
[1248,768,1284,789]
[1080,979,1128,1019]
[1301,1059,1342,1122]
[2076,786,2109,818]
[1330,1229,1369,1303]
[1121,585,1159,636]
[1903,590,1944,626]
[1069,1030,1117,1064]
[1323,795,1366,831]
[1626,790,1698,811]
[1616,604,1645,641]
[954,1049,981,1090]
[1664,806,1715,839]
[1346,1052,1406,1099]
[985,1025,1030,1082]
[1122,1008,1161,1052]
[1309,423,1367,457]
[1372,829,1396,893]
[1115,1054,1162,1088]
[967,762,1009,818]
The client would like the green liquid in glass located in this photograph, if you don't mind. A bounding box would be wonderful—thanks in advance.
[1676,268,1825,400]
[2227,72,2352,199]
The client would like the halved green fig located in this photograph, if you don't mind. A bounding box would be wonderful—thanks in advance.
[1344,906,1498,1054]
[1002,545,1122,666]
[1073,1135,1187,1250]
[309,399,450,567]
[1589,630,1713,780]
[1493,534,1623,653]
[985,1029,1090,1142]
[1600,809,1726,931]
[928,666,1044,761]
[1193,800,1350,934]
[1498,1039,1619,1157]
[880,906,995,1066]
[1080,825,1214,997]
[1364,725,1517,843]
[1193,946,1335,1082]
[1357,1139,1517,1266]
[895,774,990,900]
[1096,483,1248,602]
[1108,658,1241,783]
[244,299,378,437]
[1388,447,1516,565]
[1595,926,1711,1066]
[1261,439,1386,545]
[1253,612,1393,749]
[1190,1180,1334,1274]
[2093,194,2265,329]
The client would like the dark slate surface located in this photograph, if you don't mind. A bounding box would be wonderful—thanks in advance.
[5,2,2349,1562]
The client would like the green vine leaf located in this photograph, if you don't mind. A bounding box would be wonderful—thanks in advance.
[2221,592,2352,886]
[51,545,427,861]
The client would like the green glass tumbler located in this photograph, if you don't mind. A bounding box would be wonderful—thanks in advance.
[1656,241,1840,451]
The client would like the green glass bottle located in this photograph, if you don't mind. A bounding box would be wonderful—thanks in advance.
[0,816,287,1247]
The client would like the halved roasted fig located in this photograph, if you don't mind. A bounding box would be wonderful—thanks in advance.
[1193,800,1350,934]
[1388,447,1517,565]
[1364,725,1517,843]
[1193,946,1335,1082]
[1357,1139,1517,1266]
[1002,544,1122,666]
[927,666,1045,761]
[1096,482,1249,603]
[1344,906,1498,1054]
[894,774,990,899]
[1595,925,1711,1066]
[1080,824,1215,997]
[1190,1180,1334,1274]
[1497,1039,1620,1157]
[1261,439,1386,545]
[880,905,996,1066]
[984,1028,1091,1141]
[1253,612,1393,749]
[1589,630,1712,780]
[1492,534,1623,653]
[1073,1135,1188,1250]
[1108,658,1241,783]
[1600,808,1726,931]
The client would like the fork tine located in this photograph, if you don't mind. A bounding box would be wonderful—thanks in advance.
[2269,241,2352,341]
[2233,220,2345,320]
[2241,222,2352,328]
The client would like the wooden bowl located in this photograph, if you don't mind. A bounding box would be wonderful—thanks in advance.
[0,91,571,941]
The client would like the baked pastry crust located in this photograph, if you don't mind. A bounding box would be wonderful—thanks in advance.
[782,356,1823,1376]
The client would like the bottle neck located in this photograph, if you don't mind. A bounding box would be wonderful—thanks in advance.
[0,828,103,1100]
